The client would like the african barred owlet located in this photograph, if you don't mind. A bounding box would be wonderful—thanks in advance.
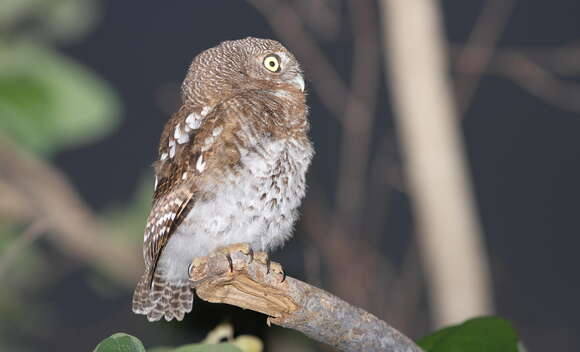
[132,37,313,321]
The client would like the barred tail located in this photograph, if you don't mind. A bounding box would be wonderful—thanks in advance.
[132,271,193,322]
[132,273,154,315]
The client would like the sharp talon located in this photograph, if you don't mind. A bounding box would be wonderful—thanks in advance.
[248,248,254,263]
[189,257,206,278]
[225,253,234,272]
[246,250,285,281]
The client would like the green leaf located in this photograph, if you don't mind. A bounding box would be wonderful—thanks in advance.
[93,333,145,352]
[0,41,121,154]
[417,317,519,352]
[418,325,457,351]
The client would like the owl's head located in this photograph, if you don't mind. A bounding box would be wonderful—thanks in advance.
[182,37,305,106]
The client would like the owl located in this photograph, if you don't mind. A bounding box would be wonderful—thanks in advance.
[132,37,313,322]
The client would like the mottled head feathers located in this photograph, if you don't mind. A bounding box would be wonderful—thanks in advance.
[181,37,305,107]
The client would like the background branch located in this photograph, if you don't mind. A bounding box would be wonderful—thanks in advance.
[379,0,494,326]
[453,0,517,114]
[0,135,141,286]
[0,219,48,279]
[453,45,580,113]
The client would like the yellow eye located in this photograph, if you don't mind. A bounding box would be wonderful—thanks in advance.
[263,54,281,73]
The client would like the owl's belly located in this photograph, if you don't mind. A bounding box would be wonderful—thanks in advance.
[159,138,312,281]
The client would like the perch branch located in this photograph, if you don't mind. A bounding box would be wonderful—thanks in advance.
[189,250,422,352]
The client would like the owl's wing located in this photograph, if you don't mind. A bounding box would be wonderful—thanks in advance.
[134,174,197,320]
[141,103,239,286]
[141,167,196,288]
[143,182,195,269]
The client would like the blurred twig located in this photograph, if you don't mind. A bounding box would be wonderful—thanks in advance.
[520,41,580,75]
[386,243,424,335]
[334,0,379,225]
[453,0,517,114]
[301,190,397,315]
[451,0,580,115]
[379,0,494,326]
[0,179,34,221]
[0,219,48,279]
[0,134,141,286]
[294,0,342,40]
[454,44,580,113]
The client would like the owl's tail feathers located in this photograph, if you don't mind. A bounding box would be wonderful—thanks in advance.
[132,272,194,322]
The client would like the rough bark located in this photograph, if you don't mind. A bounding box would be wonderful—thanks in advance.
[189,250,423,352]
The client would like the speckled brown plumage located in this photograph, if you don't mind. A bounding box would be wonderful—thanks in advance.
[132,37,313,322]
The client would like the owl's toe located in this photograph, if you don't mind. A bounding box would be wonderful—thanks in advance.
[222,243,252,256]
[253,251,285,282]
[253,251,269,266]
[268,261,286,282]
[215,243,253,271]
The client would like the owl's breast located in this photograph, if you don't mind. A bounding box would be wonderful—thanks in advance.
[177,135,312,252]
[235,136,312,247]
[245,137,311,200]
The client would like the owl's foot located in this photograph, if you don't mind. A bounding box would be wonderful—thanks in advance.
[188,243,249,279]
[215,244,284,281]
[189,243,285,284]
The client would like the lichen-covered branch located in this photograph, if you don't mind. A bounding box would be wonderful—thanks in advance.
[189,250,422,352]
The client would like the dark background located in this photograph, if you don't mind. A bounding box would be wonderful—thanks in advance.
[5,0,580,351]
